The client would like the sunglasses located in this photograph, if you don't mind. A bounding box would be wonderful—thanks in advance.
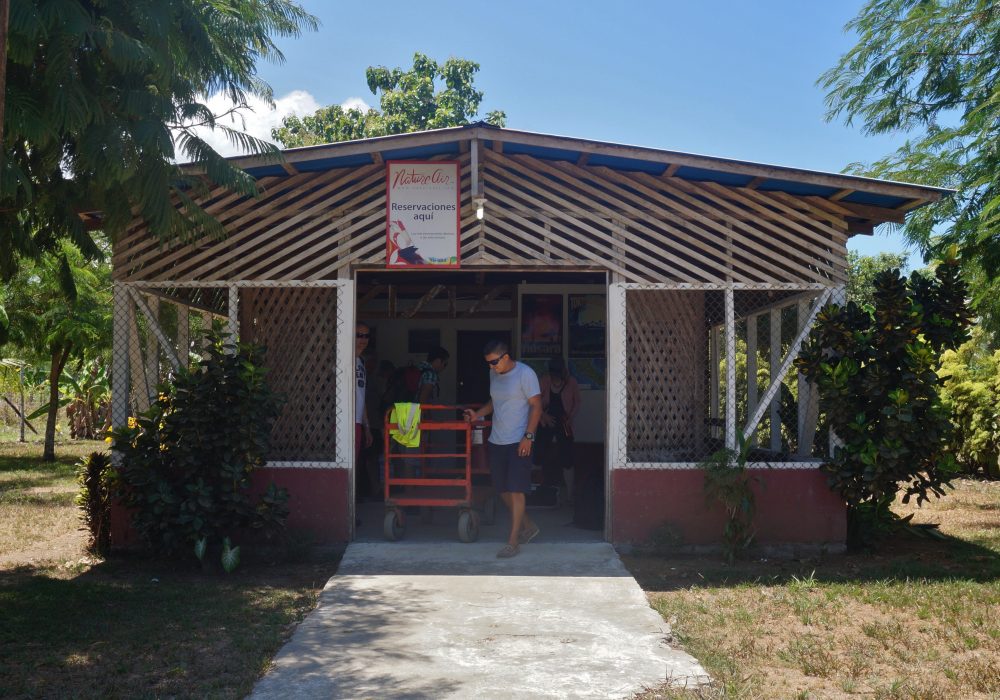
[356,332,371,339]
[485,353,508,366]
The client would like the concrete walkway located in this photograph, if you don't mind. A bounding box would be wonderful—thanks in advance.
[251,542,709,699]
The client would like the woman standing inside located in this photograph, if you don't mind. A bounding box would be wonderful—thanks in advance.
[537,357,581,504]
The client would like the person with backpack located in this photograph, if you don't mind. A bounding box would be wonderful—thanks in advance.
[415,346,449,404]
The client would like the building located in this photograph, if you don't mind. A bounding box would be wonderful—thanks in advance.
[109,123,946,548]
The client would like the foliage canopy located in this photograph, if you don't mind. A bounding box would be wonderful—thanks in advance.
[1,0,317,280]
[272,52,506,147]
[821,0,1000,339]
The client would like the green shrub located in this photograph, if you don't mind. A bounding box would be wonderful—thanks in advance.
[111,333,288,556]
[939,328,1000,479]
[76,451,114,557]
[796,256,972,546]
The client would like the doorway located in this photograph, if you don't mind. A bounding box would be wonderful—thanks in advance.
[351,269,608,543]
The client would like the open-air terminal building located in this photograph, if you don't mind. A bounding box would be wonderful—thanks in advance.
[107,123,947,548]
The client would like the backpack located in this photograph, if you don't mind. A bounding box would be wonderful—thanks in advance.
[389,365,422,403]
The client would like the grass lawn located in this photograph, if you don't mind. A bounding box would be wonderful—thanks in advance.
[0,439,342,699]
[627,479,1000,699]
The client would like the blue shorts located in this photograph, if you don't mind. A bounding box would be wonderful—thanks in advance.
[488,442,533,494]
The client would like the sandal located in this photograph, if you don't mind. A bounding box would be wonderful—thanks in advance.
[496,543,520,558]
[518,523,540,544]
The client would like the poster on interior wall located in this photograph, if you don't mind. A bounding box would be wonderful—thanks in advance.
[569,357,606,390]
[385,161,461,268]
[520,294,563,357]
[568,294,606,357]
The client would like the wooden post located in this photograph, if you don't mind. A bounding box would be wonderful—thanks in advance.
[724,288,736,451]
[710,325,720,440]
[112,283,131,455]
[336,280,356,535]
[746,313,758,446]
[145,295,159,396]
[176,303,189,369]
[126,293,149,412]
[769,307,781,452]
[201,311,213,351]
[18,365,25,442]
[226,286,239,353]
[797,298,810,453]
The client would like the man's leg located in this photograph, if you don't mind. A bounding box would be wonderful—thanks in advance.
[508,492,525,547]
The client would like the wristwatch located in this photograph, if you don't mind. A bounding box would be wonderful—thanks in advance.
[523,432,535,441]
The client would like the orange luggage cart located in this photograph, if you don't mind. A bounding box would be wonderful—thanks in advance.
[382,404,494,542]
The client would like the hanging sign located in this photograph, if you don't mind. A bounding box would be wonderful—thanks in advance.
[385,161,461,268]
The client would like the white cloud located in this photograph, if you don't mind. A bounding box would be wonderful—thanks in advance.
[179,91,374,159]
[341,96,371,112]
[183,89,323,158]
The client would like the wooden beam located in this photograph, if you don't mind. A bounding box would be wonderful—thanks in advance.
[745,176,766,190]
[576,152,590,167]
[895,198,926,212]
[281,162,298,175]
[371,151,383,164]
[464,286,506,317]
[663,163,681,177]
[400,284,445,318]
[357,284,385,307]
[835,201,906,224]
[830,189,854,201]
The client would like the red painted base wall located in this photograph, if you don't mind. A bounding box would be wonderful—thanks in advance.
[110,468,351,548]
[251,468,351,543]
[611,468,846,547]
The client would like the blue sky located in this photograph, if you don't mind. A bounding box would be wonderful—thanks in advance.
[219,1,924,267]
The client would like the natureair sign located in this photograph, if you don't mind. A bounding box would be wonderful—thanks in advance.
[385,161,461,268]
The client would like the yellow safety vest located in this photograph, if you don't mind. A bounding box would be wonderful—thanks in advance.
[389,402,422,447]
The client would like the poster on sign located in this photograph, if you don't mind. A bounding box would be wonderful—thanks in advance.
[386,161,461,268]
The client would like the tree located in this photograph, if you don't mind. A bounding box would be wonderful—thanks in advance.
[0,0,317,281]
[821,1,1000,343]
[0,242,111,460]
[847,251,909,308]
[938,327,1000,478]
[796,256,972,547]
[272,52,506,147]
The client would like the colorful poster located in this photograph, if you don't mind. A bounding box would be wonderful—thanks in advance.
[386,161,460,267]
[569,357,606,390]
[568,294,606,357]
[520,294,563,357]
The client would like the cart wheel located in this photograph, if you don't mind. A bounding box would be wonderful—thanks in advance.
[383,509,405,541]
[457,509,479,543]
[482,494,496,526]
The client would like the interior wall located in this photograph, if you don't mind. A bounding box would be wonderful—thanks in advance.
[361,282,607,441]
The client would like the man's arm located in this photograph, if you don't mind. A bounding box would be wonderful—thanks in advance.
[464,399,493,422]
[518,394,543,458]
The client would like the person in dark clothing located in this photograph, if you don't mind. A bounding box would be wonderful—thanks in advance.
[536,357,581,503]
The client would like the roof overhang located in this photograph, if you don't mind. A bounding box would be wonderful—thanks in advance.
[160,123,952,237]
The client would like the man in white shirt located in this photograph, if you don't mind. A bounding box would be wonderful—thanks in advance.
[464,339,542,558]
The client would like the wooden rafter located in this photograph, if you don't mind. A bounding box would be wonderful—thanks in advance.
[399,284,445,318]
[464,286,506,317]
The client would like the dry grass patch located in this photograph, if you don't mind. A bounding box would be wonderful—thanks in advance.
[0,439,343,698]
[629,479,1000,699]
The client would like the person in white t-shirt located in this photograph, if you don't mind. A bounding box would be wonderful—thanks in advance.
[464,339,542,558]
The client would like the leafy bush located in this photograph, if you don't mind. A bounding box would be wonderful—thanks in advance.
[76,451,114,557]
[796,257,972,546]
[701,437,760,563]
[111,333,288,556]
[939,328,1000,479]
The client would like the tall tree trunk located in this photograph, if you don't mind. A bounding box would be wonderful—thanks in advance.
[43,343,71,462]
